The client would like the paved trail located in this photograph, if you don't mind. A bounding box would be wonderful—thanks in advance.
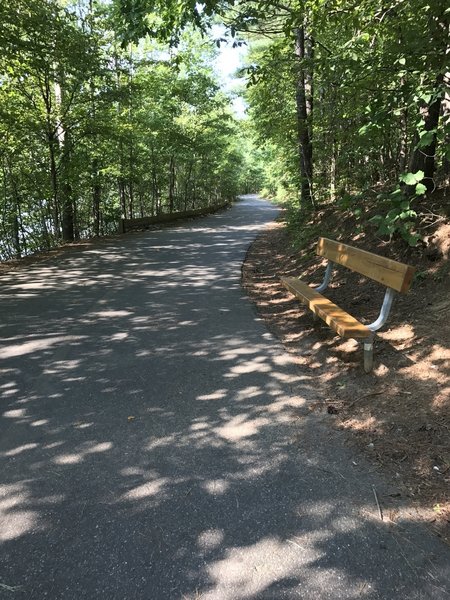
[1,196,449,599]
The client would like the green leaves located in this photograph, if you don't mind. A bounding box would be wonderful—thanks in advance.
[416,129,436,148]
[415,183,427,195]
[0,2,252,258]
[399,171,427,195]
[370,189,421,246]
[400,170,424,185]
[2,0,444,257]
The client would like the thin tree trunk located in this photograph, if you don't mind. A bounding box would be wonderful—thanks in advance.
[128,179,134,219]
[128,46,134,219]
[118,176,127,218]
[58,121,74,241]
[115,55,128,219]
[150,146,159,215]
[90,91,101,235]
[398,105,409,176]
[92,159,101,237]
[60,131,74,241]
[87,0,102,237]
[6,160,22,258]
[168,155,175,214]
[138,191,144,218]
[294,25,314,209]
[184,161,193,211]
[442,72,450,179]
[408,6,448,191]
[41,71,60,239]
[192,171,197,209]
[55,73,74,242]
[39,197,51,250]
[408,73,444,191]
[47,129,60,237]
[330,138,337,201]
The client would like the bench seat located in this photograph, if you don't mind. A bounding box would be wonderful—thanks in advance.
[281,277,372,339]
[280,238,414,372]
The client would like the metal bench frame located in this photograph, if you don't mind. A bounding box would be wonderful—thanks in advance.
[282,238,415,372]
[316,262,396,372]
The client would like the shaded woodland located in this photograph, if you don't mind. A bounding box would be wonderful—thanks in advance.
[0,1,258,259]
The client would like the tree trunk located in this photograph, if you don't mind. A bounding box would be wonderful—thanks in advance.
[41,71,60,239]
[92,159,101,237]
[128,140,134,218]
[192,172,197,209]
[128,46,134,219]
[408,73,444,191]
[4,159,22,258]
[39,197,51,250]
[184,160,193,211]
[442,72,450,180]
[128,179,134,219]
[294,25,314,209]
[150,146,159,215]
[118,176,127,218]
[408,6,448,191]
[398,107,409,175]
[89,50,101,237]
[168,155,175,213]
[47,129,60,237]
[55,73,74,242]
[330,138,337,201]
[60,130,74,241]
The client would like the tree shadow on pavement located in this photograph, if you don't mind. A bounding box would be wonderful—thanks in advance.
[1,198,449,599]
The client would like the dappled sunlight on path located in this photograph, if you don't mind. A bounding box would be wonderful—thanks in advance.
[1,197,449,598]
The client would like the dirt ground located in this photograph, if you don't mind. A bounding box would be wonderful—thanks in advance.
[242,202,450,542]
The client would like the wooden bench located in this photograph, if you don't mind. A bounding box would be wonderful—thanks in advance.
[281,238,415,372]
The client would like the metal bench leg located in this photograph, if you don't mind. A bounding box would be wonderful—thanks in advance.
[363,341,374,373]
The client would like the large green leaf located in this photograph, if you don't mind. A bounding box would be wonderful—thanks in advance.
[416,130,436,148]
[415,182,427,195]
[401,171,425,185]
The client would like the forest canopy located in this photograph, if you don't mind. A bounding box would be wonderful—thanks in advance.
[0,0,258,259]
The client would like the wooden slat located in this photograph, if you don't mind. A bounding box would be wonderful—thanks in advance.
[317,238,415,293]
[281,277,372,339]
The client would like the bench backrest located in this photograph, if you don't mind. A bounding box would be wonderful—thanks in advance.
[317,238,415,293]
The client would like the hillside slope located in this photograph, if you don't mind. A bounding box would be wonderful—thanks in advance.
[243,194,450,540]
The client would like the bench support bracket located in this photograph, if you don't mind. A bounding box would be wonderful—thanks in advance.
[316,262,334,293]
[367,287,396,332]
[362,287,396,373]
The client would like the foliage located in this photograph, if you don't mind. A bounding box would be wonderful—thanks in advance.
[370,193,421,247]
[0,1,252,259]
[1,0,448,258]
[232,0,448,220]
[367,169,430,246]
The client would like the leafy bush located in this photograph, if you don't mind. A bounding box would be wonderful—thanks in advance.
[369,171,426,247]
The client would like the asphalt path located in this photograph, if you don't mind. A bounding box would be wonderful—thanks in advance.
[1,196,449,599]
